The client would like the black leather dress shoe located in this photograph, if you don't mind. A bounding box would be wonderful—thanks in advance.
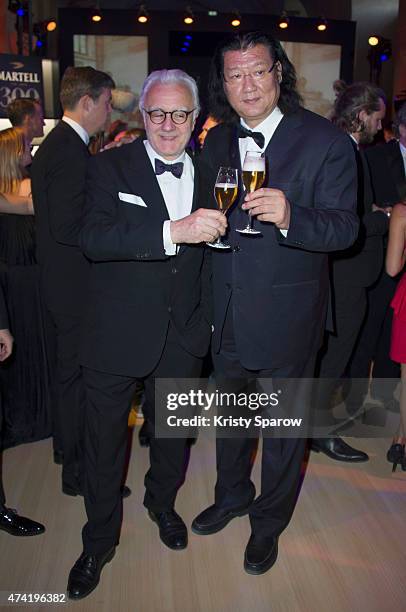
[244,535,279,575]
[148,509,187,550]
[63,483,131,498]
[67,547,115,600]
[311,437,369,462]
[191,501,253,535]
[0,507,45,537]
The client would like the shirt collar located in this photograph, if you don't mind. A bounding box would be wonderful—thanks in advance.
[349,133,359,149]
[400,141,406,157]
[240,106,284,140]
[144,140,186,166]
[62,116,89,146]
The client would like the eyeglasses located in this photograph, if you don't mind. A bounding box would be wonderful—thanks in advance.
[223,59,278,85]
[142,108,196,125]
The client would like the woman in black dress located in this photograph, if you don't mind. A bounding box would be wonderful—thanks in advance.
[0,127,55,449]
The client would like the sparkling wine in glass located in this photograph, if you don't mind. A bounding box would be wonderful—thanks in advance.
[236,150,266,235]
[207,166,238,249]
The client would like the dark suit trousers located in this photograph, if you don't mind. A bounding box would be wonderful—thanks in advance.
[318,283,366,381]
[349,271,400,400]
[213,300,314,539]
[48,311,85,487]
[81,325,202,554]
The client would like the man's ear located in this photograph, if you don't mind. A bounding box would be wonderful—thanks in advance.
[81,94,92,114]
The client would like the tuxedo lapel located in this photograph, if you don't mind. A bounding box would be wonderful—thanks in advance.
[123,139,169,221]
[262,111,303,181]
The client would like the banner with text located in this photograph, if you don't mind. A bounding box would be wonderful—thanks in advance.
[0,53,44,118]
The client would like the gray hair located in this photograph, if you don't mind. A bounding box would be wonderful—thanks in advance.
[393,102,406,138]
[139,69,200,120]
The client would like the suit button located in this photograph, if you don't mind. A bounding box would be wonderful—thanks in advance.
[233,246,241,253]
[172,267,177,274]
[168,306,172,313]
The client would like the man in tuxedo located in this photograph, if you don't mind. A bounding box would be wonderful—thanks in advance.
[0,284,45,537]
[31,67,115,496]
[349,102,406,404]
[66,69,226,600]
[191,31,359,575]
[313,82,389,461]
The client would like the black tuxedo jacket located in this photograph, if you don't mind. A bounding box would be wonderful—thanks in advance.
[201,108,359,370]
[79,138,212,378]
[365,139,406,205]
[31,121,90,316]
[332,141,388,288]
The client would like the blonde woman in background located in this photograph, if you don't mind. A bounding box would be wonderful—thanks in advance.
[0,127,55,449]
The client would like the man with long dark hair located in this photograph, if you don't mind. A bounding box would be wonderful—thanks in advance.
[191,32,359,575]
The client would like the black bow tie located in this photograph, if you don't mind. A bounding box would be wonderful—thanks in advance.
[237,125,265,149]
[154,158,184,179]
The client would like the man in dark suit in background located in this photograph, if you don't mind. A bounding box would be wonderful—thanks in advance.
[66,69,226,600]
[191,32,358,575]
[7,98,45,153]
[31,67,115,497]
[349,102,406,403]
[313,82,389,461]
[0,283,44,537]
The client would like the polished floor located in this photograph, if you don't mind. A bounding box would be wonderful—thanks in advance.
[0,431,405,612]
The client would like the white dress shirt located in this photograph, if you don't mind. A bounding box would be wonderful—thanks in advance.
[239,107,287,235]
[239,106,284,161]
[144,141,194,255]
[62,116,90,146]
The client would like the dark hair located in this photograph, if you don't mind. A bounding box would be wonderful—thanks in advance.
[208,31,303,123]
[60,66,115,111]
[332,82,386,133]
[7,98,41,127]
[393,102,406,138]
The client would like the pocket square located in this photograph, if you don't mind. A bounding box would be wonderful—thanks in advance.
[118,192,147,207]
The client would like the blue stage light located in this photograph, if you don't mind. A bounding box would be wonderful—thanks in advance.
[16,8,24,16]
[380,53,388,61]
[185,35,192,40]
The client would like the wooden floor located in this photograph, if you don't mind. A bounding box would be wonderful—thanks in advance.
[0,432,405,612]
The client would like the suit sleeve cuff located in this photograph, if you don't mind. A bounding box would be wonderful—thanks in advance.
[279,229,288,238]
[163,220,177,256]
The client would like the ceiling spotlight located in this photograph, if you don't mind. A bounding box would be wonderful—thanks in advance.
[368,35,379,46]
[137,5,148,23]
[184,6,194,25]
[91,5,102,22]
[231,12,241,27]
[46,19,57,32]
[316,17,327,32]
[208,10,217,17]
[278,12,289,29]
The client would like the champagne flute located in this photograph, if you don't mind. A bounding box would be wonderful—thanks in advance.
[207,166,238,249]
[236,150,266,235]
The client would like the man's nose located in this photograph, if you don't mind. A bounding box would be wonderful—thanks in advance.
[161,115,176,130]
[241,74,257,91]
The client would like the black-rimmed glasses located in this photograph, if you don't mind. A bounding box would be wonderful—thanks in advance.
[142,108,196,125]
